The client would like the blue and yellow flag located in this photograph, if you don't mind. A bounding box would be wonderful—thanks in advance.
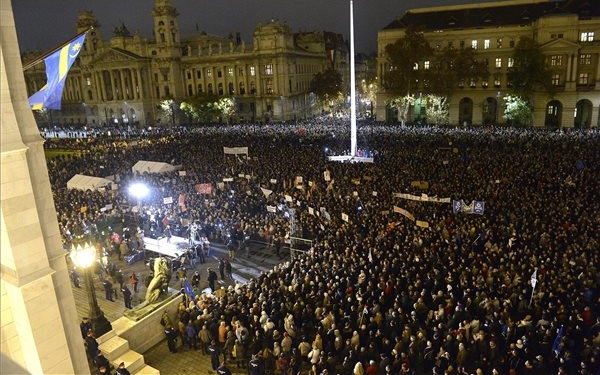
[28,32,86,110]
[184,280,196,301]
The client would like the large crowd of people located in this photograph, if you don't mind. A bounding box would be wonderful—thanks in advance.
[46,119,599,375]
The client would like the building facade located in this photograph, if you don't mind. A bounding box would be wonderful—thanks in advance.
[22,0,348,127]
[376,0,600,128]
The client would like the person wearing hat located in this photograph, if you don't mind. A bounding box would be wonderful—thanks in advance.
[115,362,131,375]
[248,354,264,375]
[216,359,233,375]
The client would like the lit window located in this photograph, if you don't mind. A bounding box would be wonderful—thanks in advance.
[250,66,255,76]
[471,40,478,49]
[508,58,514,68]
[86,77,92,86]
[484,39,490,49]
[228,67,234,77]
[550,55,563,66]
[264,64,273,75]
[551,74,560,86]
[424,61,430,70]
[578,73,589,85]
[496,38,503,48]
[470,78,476,87]
[207,69,212,78]
[413,63,419,70]
[494,76,501,87]
[580,32,595,42]
[579,54,592,65]
[265,79,273,94]
[495,58,502,68]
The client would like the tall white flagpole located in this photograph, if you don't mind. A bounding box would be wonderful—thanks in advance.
[350,0,357,157]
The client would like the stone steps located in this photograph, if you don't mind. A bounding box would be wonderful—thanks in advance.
[133,364,161,375]
[99,334,129,361]
[112,350,146,374]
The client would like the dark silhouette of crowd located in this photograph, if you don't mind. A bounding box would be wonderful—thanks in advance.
[46,120,599,375]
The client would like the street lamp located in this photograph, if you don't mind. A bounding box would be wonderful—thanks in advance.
[70,243,112,337]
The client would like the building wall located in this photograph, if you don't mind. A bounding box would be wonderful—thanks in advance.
[1,0,89,373]
[22,0,347,127]
[375,0,600,127]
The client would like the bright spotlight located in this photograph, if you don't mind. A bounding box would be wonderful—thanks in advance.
[129,183,149,199]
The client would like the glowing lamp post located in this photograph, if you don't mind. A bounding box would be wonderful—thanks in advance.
[70,243,112,337]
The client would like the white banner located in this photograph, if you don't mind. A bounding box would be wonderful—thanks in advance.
[178,170,187,176]
[393,192,451,203]
[223,177,234,182]
[308,207,315,216]
[393,206,415,221]
[224,146,249,155]
[163,197,173,204]
[266,205,277,213]
[324,170,331,181]
[260,187,273,197]
[341,213,349,222]
[270,179,277,184]
[285,194,293,202]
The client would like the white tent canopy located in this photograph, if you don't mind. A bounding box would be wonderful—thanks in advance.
[131,160,177,174]
[67,174,114,191]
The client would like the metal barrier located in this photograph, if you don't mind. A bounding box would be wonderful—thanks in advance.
[289,236,313,260]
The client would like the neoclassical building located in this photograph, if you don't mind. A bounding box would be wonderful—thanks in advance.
[22,0,348,127]
[375,0,600,128]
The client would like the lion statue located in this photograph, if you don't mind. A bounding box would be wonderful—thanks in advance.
[145,257,170,304]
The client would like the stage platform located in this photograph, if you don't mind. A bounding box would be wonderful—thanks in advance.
[144,235,189,259]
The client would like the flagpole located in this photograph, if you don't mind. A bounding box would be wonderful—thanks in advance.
[22,28,92,71]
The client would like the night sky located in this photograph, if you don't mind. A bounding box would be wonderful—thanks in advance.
[12,0,497,55]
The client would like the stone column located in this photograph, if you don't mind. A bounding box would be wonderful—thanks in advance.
[119,69,126,100]
[1,1,89,374]
[98,70,108,101]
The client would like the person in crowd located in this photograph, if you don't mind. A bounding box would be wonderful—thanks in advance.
[164,324,178,354]
[122,284,132,309]
[102,276,114,301]
[115,362,131,375]
[80,317,92,340]
[129,271,139,293]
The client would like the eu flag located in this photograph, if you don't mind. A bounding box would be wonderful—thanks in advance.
[552,325,563,356]
[184,280,196,301]
[28,32,86,110]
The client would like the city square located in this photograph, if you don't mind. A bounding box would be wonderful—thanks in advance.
[2,0,599,375]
